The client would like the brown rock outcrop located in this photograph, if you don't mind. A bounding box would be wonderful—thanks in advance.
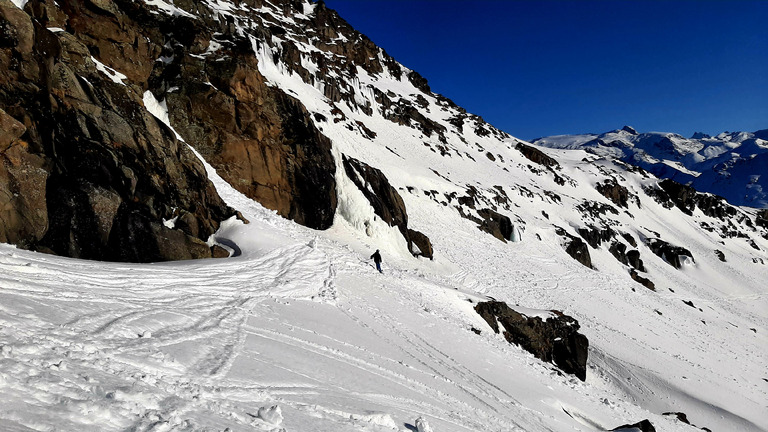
[475,301,589,381]
[0,0,234,261]
[596,178,632,208]
[516,142,560,168]
[476,208,514,242]
[556,227,592,268]
[647,238,694,269]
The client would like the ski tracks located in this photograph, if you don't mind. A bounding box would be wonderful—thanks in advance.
[0,242,335,431]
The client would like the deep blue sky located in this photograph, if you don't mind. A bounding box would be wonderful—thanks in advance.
[324,1,768,140]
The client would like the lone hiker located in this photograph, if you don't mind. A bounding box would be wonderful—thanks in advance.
[370,249,382,273]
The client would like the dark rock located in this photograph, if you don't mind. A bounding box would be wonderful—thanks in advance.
[621,125,638,135]
[609,241,628,265]
[756,209,768,228]
[343,154,408,231]
[556,228,592,268]
[342,155,431,258]
[663,412,691,424]
[0,3,234,262]
[407,228,433,259]
[576,200,619,218]
[565,238,591,268]
[373,89,447,141]
[407,70,431,94]
[611,419,656,432]
[626,250,645,271]
[596,178,632,208]
[578,225,615,248]
[683,300,695,308]
[211,244,230,258]
[475,301,588,381]
[163,55,337,230]
[476,208,513,242]
[715,249,726,262]
[630,269,655,290]
[657,179,737,219]
[515,142,559,168]
[235,211,250,225]
[647,238,694,269]
[622,232,638,247]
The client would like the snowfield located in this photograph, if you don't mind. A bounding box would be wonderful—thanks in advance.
[2,0,767,431]
[1,148,766,430]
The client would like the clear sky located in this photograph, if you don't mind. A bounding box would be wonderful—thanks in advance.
[323,0,768,140]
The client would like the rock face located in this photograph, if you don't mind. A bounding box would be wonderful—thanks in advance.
[655,179,737,219]
[158,48,338,230]
[342,155,432,259]
[756,209,768,228]
[475,301,589,381]
[647,238,694,269]
[578,225,615,248]
[596,178,632,208]
[516,142,559,168]
[477,208,514,242]
[630,269,655,291]
[557,228,592,268]
[0,1,234,261]
[611,419,656,432]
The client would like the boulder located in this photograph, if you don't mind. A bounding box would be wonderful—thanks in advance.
[630,269,655,291]
[626,250,645,271]
[407,228,433,259]
[610,419,656,432]
[565,238,592,268]
[477,208,513,242]
[211,244,230,258]
[556,228,592,268]
[647,238,694,269]
[715,249,726,262]
[609,241,628,265]
[475,301,589,381]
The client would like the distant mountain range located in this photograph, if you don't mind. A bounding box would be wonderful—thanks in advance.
[533,126,768,208]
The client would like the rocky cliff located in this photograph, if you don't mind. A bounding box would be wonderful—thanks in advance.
[0,0,350,260]
[1,0,237,261]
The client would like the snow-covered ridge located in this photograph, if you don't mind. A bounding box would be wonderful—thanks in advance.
[533,127,768,208]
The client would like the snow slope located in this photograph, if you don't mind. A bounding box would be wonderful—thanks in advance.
[3,165,766,431]
[2,0,767,431]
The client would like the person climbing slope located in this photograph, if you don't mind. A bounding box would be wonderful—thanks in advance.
[370,249,382,273]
